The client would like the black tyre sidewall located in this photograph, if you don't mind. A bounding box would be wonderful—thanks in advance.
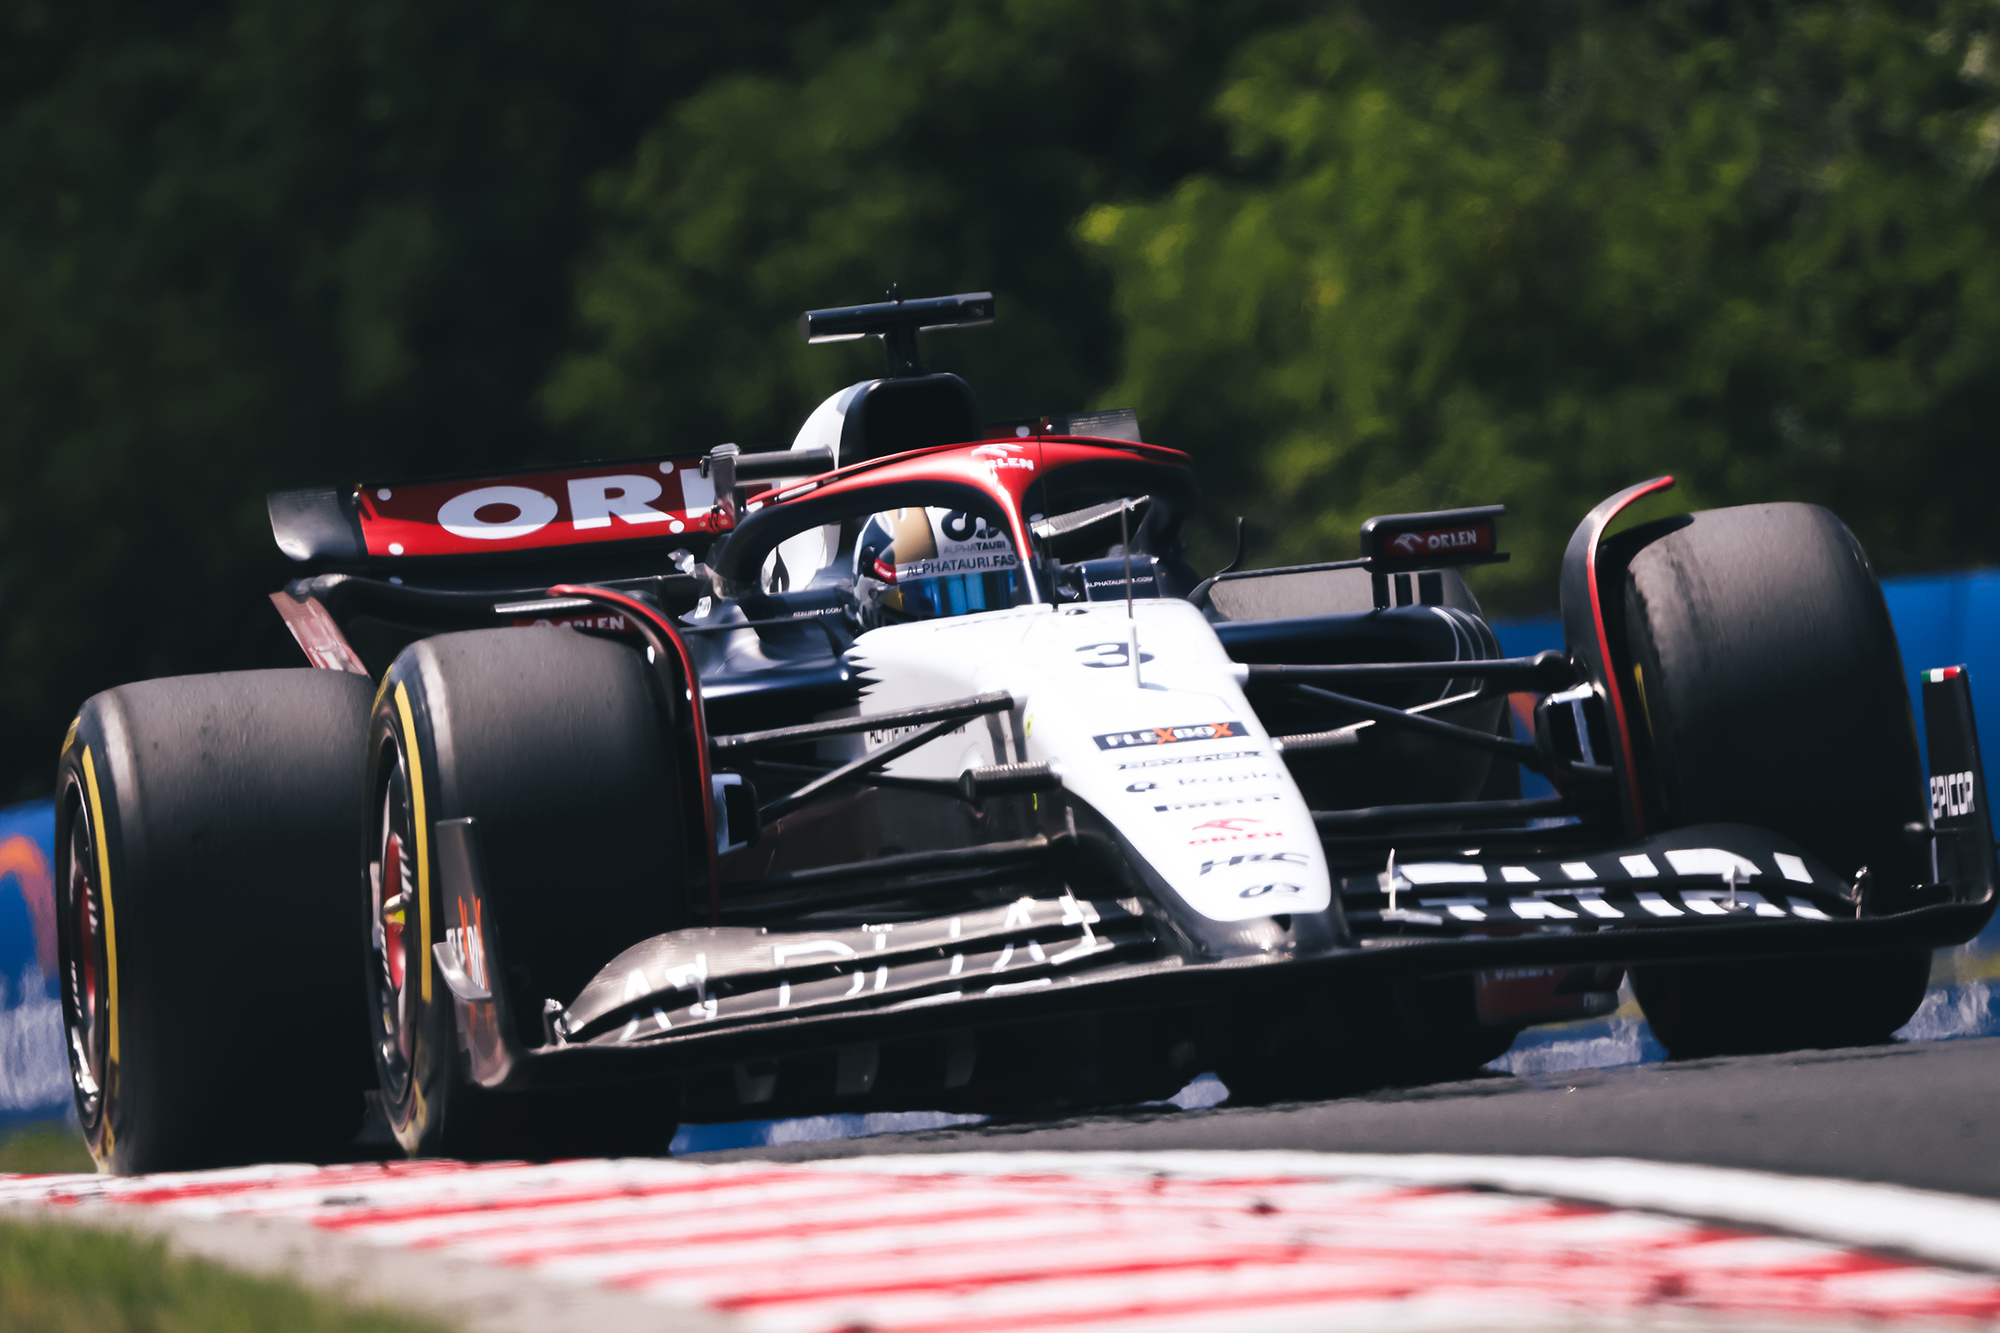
[365,628,685,1159]
[1631,949,1932,1058]
[1616,503,1932,1055]
[1619,503,1926,887]
[364,682,457,1156]
[56,670,376,1174]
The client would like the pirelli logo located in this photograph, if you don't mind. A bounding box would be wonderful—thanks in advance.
[1094,721,1249,751]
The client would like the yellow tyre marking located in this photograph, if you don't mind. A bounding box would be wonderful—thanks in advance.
[61,716,79,756]
[1632,664,1656,742]
[407,1074,428,1147]
[81,747,119,1155]
[393,682,432,1004]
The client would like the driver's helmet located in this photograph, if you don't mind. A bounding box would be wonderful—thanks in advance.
[853,507,1020,626]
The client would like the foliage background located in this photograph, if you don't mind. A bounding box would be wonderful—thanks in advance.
[1,0,1995,795]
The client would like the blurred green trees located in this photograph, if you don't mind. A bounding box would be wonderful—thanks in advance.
[1,0,1997,794]
[1081,2,2000,604]
[544,0,1309,449]
[0,0,843,793]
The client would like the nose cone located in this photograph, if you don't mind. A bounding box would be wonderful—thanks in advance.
[1016,601,1331,923]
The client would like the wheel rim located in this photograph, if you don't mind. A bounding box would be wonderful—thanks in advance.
[367,733,417,1109]
[59,776,108,1138]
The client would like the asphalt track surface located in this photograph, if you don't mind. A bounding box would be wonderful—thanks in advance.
[691,1035,2000,1200]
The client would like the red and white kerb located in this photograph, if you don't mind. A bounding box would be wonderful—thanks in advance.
[5,1153,1998,1332]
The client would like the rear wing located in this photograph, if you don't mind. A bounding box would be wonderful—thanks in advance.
[266,427,1168,569]
[269,454,725,564]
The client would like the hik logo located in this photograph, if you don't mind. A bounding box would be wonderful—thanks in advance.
[1200,850,1310,875]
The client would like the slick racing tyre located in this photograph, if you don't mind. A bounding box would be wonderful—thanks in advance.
[366,627,684,1159]
[1614,503,1932,1057]
[56,669,376,1174]
[1212,976,1518,1105]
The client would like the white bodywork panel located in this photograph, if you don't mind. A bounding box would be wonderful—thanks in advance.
[836,599,1332,923]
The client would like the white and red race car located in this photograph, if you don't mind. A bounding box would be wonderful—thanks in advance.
[55,292,1995,1171]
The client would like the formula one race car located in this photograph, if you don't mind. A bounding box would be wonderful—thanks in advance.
[55,292,1997,1172]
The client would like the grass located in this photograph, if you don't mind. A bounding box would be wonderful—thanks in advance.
[0,1122,452,1332]
[0,1220,454,1333]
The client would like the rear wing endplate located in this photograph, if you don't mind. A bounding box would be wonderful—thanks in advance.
[1923,665,1996,905]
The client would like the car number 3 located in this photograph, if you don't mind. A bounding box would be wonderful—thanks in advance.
[1076,642,1154,669]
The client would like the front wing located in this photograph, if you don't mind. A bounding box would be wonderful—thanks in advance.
[426,666,1995,1091]
[431,815,1992,1092]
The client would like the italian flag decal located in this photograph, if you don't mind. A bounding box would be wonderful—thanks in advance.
[1926,667,1963,683]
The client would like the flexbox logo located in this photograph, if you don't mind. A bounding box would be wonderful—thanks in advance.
[1094,721,1248,751]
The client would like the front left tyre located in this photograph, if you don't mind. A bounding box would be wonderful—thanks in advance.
[1614,502,1934,1056]
[56,669,377,1174]
[365,627,687,1160]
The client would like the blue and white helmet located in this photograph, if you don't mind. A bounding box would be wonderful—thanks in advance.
[852,508,1021,625]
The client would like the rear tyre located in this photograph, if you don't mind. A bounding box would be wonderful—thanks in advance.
[1615,503,1931,1057]
[56,669,376,1174]
[366,628,685,1159]
[1630,951,1930,1059]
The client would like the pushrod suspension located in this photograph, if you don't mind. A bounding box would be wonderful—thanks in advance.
[711,690,1014,756]
[1290,682,1540,766]
[1313,795,1572,831]
[1246,650,1573,691]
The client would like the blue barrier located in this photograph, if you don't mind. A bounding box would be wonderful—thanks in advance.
[0,800,63,1129]
[1881,570,2000,780]
[1493,568,2000,810]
